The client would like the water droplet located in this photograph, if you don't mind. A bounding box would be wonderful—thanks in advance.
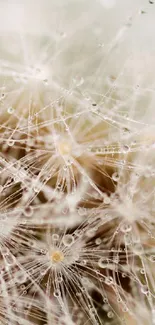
[57,276,63,283]
[121,224,132,233]
[98,257,106,268]
[62,234,74,246]
[105,276,113,285]
[112,172,119,182]
[103,195,111,204]
[7,107,14,114]
[123,145,130,152]
[141,285,149,295]
[5,254,15,265]
[95,238,102,245]
[24,206,33,217]
[7,139,15,147]
[1,247,9,255]
[86,229,96,237]
[52,234,59,241]
[140,268,145,274]
[54,290,60,297]
[107,311,114,318]
[15,272,27,284]
[149,255,155,262]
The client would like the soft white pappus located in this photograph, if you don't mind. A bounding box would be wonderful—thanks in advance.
[0,0,155,324]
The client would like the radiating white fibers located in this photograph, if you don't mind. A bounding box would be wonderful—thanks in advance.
[0,0,155,324]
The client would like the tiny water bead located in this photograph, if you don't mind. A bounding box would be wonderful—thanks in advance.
[122,144,130,152]
[62,234,74,246]
[54,289,61,297]
[120,224,132,233]
[7,139,15,147]
[15,272,27,284]
[24,206,33,217]
[51,250,64,264]
[103,195,111,204]
[7,107,14,114]
[57,276,63,283]
[98,257,106,268]
[141,285,149,295]
[140,268,145,274]
[5,254,15,265]
[105,276,114,285]
[112,172,120,182]
[95,238,102,245]
[107,311,114,319]
[149,255,155,262]
[52,234,59,241]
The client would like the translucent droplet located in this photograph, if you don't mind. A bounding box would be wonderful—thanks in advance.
[149,255,155,262]
[7,107,14,114]
[103,195,111,204]
[86,229,96,237]
[95,238,102,245]
[122,273,126,278]
[5,254,15,265]
[113,256,119,264]
[140,268,145,274]
[121,224,132,233]
[24,206,33,217]
[112,172,119,181]
[122,306,128,312]
[98,257,106,268]
[123,145,130,152]
[57,276,63,283]
[105,276,113,285]
[141,285,149,295]
[1,247,9,255]
[15,272,27,284]
[7,139,14,147]
[54,290,60,297]
[124,234,132,246]
[52,234,59,241]
[63,234,74,246]
[107,311,114,318]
